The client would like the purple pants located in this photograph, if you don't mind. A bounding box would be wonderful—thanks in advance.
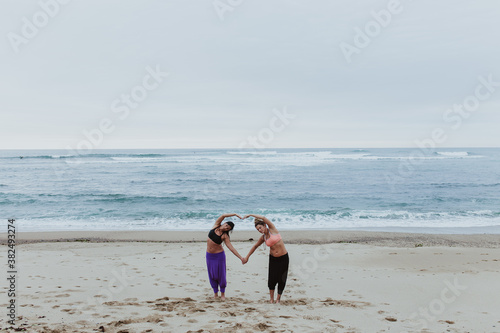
[206,251,227,294]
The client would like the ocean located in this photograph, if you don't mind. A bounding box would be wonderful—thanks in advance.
[1,148,499,233]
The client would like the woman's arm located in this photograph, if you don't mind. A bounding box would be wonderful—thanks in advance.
[244,214,277,232]
[223,235,245,262]
[245,235,265,262]
[213,213,242,229]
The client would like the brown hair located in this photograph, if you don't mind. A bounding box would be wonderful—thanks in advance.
[254,218,266,227]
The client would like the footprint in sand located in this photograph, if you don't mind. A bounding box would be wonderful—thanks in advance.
[282,298,307,306]
[254,323,273,331]
[221,311,237,317]
[188,306,206,314]
[125,297,139,301]
[64,289,81,292]
[320,298,371,308]
[303,315,321,320]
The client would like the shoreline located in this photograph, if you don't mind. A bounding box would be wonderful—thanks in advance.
[4,229,500,248]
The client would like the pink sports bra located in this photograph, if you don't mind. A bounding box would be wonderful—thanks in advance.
[265,232,282,247]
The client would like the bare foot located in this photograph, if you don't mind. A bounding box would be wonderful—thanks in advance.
[214,293,218,299]
[269,299,275,304]
[221,292,226,301]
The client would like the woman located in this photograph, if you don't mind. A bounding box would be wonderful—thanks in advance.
[244,214,289,303]
[206,213,246,300]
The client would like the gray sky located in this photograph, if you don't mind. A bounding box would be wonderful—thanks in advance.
[1,0,499,149]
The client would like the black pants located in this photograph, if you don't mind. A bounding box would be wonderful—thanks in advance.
[268,253,289,295]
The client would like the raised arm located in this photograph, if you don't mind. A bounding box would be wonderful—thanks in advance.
[243,214,277,232]
[213,213,242,229]
[223,235,245,263]
[245,235,265,262]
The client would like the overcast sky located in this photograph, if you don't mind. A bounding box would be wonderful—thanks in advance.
[1,0,499,149]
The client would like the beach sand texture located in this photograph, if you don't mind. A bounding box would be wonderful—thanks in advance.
[1,231,500,332]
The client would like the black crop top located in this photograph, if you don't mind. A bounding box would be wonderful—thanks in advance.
[208,228,223,245]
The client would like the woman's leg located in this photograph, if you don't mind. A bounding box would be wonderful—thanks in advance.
[219,252,227,300]
[276,253,289,303]
[206,252,222,297]
[269,289,275,303]
[268,255,279,303]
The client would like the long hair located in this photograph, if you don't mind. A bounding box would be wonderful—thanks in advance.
[254,218,267,249]
[220,221,235,239]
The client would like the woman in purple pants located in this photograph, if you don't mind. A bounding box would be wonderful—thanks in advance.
[206,213,246,300]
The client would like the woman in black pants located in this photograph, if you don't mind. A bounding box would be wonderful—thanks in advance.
[244,214,289,303]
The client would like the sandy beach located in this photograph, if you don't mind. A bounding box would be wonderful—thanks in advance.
[1,230,500,332]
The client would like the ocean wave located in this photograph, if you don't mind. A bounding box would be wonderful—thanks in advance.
[253,210,500,229]
[430,182,500,188]
[283,209,500,220]
[16,207,498,221]
[14,209,500,232]
[223,151,482,162]
[224,151,369,165]
[227,151,278,155]
[3,193,196,205]
[228,151,359,158]
[83,193,191,203]
[3,150,484,164]
[61,153,167,159]
[6,155,55,159]
[434,151,470,157]
[2,153,170,160]
[110,157,168,162]
[355,154,482,161]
